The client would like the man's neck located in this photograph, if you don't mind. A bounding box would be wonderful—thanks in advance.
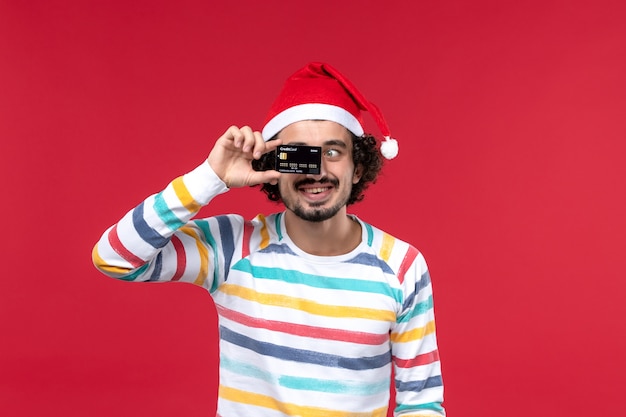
[284,210,362,256]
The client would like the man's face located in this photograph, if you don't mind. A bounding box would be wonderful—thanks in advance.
[277,120,362,222]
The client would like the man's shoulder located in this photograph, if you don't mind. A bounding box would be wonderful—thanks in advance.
[356,217,426,275]
[202,212,281,225]
[357,218,415,251]
[191,212,282,239]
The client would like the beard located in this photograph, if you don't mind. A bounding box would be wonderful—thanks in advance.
[281,178,350,222]
[290,201,344,222]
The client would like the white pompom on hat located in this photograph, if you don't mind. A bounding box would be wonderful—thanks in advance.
[262,62,399,160]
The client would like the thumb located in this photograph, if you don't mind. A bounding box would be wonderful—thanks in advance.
[249,169,281,186]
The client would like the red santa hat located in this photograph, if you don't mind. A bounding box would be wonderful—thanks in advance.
[261,62,399,159]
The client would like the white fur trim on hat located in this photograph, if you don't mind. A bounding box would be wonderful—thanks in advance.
[261,103,364,141]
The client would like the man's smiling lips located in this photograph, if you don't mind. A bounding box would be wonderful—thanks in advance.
[296,180,336,200]
[300,186,331,194]
[299,185,333,203]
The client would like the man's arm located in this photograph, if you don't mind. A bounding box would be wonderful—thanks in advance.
[91,160,228,283]
[391,252,445,416]
[91,126,282,284]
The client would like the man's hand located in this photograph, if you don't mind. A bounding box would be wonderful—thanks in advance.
[207,125,282,188]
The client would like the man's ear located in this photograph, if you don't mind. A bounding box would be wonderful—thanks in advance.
[353,164,363,184]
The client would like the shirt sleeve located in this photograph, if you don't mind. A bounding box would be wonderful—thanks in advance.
[391,251,445,416]
[91,161,230,289]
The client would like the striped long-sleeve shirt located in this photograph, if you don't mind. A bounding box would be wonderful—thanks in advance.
[92,161,445,417]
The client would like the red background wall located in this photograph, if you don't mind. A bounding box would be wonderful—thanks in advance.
[1,1,625,416]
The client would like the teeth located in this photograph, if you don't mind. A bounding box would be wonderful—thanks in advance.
[306,187,328,194]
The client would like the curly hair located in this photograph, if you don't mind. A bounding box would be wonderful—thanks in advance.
[251,131,384,205]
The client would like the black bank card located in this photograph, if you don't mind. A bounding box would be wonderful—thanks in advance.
[275,145,321,174]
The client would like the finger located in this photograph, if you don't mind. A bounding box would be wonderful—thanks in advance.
[239,126,257,153]
[264,137,283,153]
[251,131,269,159]
[225,125,244,148]
[251,170,282,186]
[253,136,283,159]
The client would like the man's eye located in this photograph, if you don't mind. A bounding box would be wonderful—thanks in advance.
[324,149,340,158]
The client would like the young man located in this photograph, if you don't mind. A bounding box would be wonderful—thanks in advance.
[92,62,445,416]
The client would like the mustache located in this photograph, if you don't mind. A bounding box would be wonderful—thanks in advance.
[295,177,339,188]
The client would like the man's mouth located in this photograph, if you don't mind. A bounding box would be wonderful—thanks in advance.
[302,186,331,194]
[295,178,337,200]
